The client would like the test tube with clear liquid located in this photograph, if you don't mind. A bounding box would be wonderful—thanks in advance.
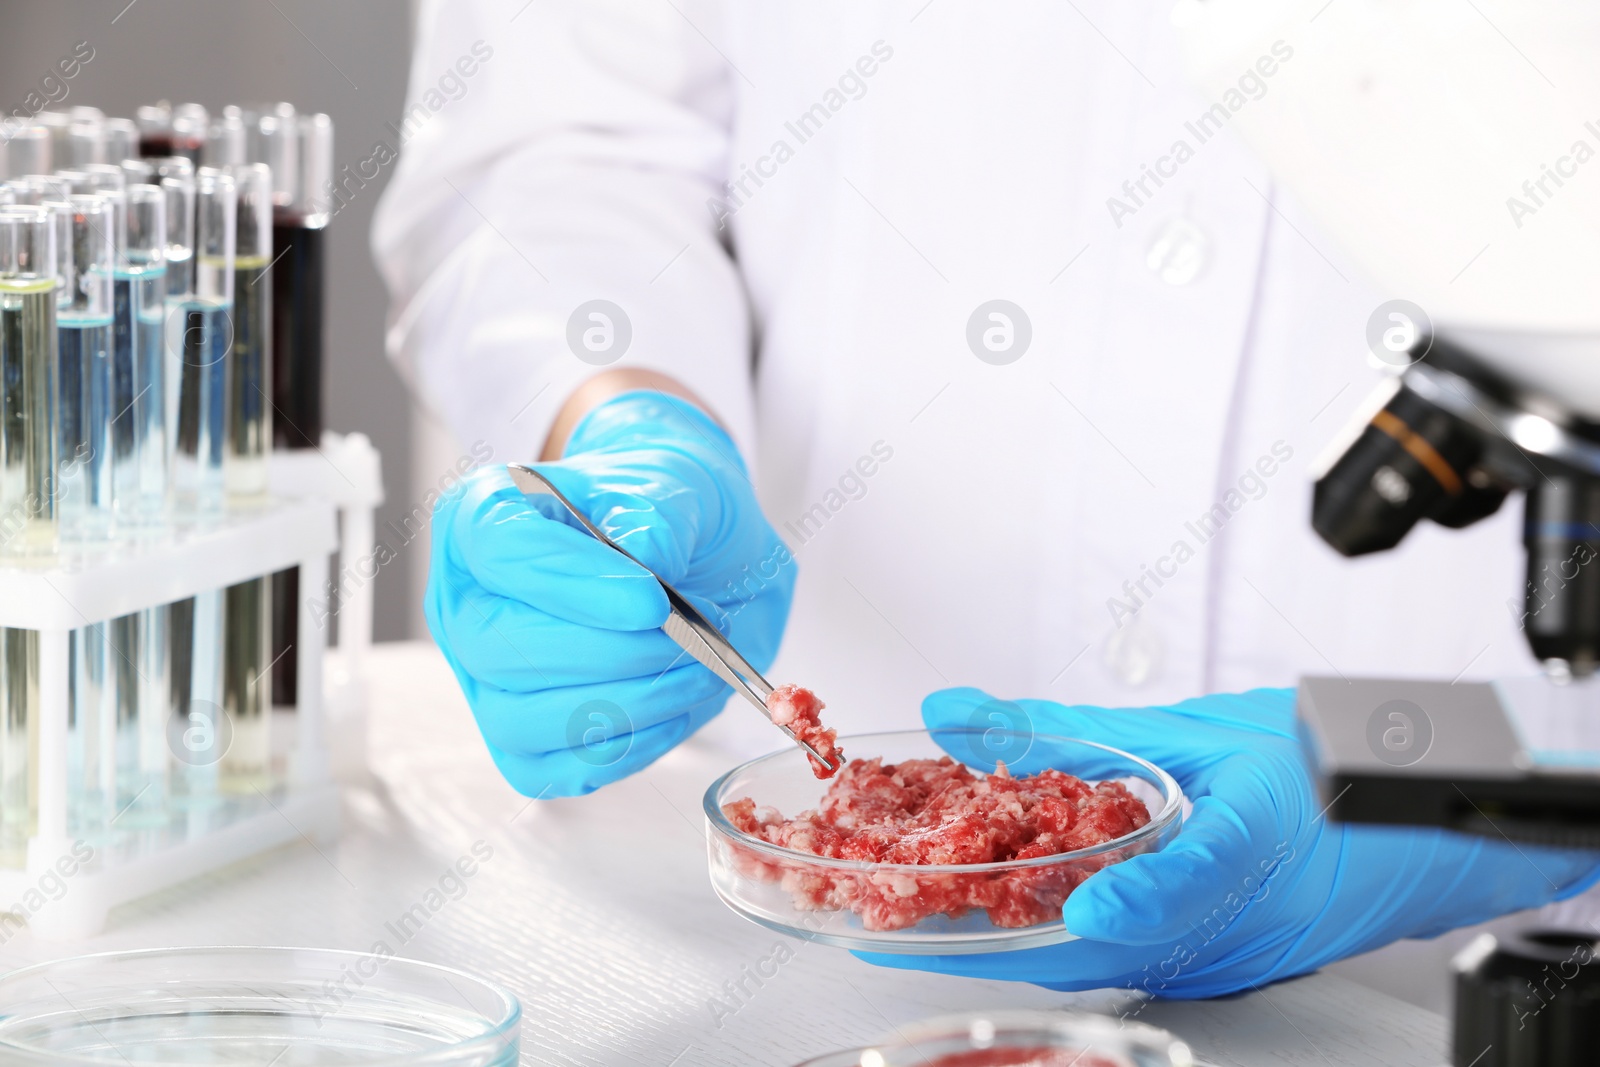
[167,167,233,809]
[152,162,193,813]
[0,207,60,859]
[0,206,61,556]
[167,165,233,516]
[223,164,273,787]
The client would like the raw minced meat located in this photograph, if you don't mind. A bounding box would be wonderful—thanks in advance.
[722,756,1151,931]
[766,683,842,779]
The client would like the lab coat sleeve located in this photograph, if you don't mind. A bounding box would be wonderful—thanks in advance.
[370,0,753,465]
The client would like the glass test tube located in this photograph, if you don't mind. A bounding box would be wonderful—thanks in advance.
[120,159,154,189]
[156,160,194,521]
[70,617,114,836]
[154,158,194,299]
[228,164,271,501]
[224,163,273,783]
[51,173,90,213]
[269,112,331,711]
[171,169,233,805]
[68,174,126,520]
[36,112,72,167]
[0,208,58,854]
[136,103,173,159]
[7,176,73,229]
[0,626,39,858]
[203,113,247,169]
[257,105,297,195]
[54,196,118,833]
[116,184,168,529]
[170,166,233,517]
[123,187,174,827]
[66,122,104,169]
[104,119,138,166]
[7,128,52,179]
[121,159,192,823]
[169,104,208,165]
[0,206,61,558]
[77,164,127,195]
[271,112,328,451]
[55,194,117,543]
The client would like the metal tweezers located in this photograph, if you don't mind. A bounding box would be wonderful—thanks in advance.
[508,464,835,770]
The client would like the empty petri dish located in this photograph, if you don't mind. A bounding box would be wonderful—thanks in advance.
[0,946,519,1065]
[791,1009,1195,1066]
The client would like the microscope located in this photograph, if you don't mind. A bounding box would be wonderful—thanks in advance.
[1174,1,1600,1062]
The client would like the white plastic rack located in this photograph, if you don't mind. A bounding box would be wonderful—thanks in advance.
[0,499,338,939]
[268,430,385,780]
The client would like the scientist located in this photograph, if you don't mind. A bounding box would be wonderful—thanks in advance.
[373,0,1600,996]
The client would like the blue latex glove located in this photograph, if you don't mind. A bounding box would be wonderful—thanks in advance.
[426,391,794,797]
[857,687,1600,998]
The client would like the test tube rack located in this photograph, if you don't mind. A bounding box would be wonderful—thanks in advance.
[268,430,385,780]
[0,499,338,939]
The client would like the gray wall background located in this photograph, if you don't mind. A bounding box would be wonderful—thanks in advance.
[0,1,421,640]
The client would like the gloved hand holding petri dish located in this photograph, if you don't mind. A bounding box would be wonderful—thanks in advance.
[844,688,1600,994]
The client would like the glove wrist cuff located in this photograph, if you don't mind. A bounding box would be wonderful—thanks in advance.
[564,390,747,475]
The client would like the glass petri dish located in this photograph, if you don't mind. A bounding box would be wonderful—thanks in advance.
[704,729,1183,954]
[0,946,520,1066]
[791,1009,1195,1066]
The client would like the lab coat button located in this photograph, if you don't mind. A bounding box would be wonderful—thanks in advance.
[1104,614,1164,687]
[1146,218,1209,285]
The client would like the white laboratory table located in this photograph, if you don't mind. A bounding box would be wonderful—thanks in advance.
[1,642,1454,1067]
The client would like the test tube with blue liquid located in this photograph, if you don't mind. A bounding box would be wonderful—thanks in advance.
[114,185,174,833]
[55,196,118,840]
[55,193,117,542]
[58,173,143,825]
[117,183,168,531]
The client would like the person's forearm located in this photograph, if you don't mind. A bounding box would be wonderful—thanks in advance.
[540,369,720,460]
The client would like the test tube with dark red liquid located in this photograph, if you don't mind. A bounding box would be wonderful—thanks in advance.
[265,110,332,709]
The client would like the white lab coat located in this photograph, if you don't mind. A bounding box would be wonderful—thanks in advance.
[372,0,1544,745]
